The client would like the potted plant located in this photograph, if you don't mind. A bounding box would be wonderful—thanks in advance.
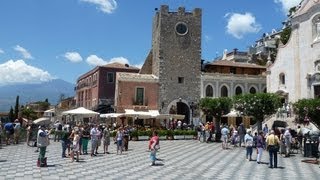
[158,130,167,140]
[173,130,184,140]
[138,130,150,141]
[166,130,174,140]
[130,130,139,141]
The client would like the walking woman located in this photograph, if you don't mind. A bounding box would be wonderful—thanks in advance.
[71,129,80,162]
[256,131,265,164]
[149,130,160,166]
[116,127,124,155]
[103,125,111,154]
[82,125,90,155]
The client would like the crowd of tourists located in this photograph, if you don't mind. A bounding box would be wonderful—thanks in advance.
[212,123,317,169]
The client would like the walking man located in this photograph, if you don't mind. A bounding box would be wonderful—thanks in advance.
[266,130,280,168]
[37,125,49,167]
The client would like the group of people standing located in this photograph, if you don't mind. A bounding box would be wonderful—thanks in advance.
[0,119,21,146]
[220,123,305,169]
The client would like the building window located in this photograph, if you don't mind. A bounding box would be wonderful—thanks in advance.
[107,72,114,83]
[135,87,144,105]
[178,77,184,84]
[230,67,236,74]
[205,85,213,97]
[313,15,320,42]
[279,73,285,85]
[221,86,228,97]
[249,87,257,94]
[235,86,242,95]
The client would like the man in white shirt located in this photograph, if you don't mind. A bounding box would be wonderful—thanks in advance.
[90,124,98,156]
[284,128,292,157]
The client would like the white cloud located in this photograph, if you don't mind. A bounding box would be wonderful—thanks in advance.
[80,0,117,14]
[64,52,83,63]
[225,12,261,39]
[13,45,33,59]
[274,0,301,14]
[0,49,4,54]
[86,55,131,66]
[0,60,54,86]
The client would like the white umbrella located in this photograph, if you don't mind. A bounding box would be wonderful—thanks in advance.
[100,113,125,118]
[62,107,100,115]
[33,117,51,125]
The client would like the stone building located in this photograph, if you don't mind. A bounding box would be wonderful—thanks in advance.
[267,0,320,103]
[115,5,266,126]
[75,62,139,112]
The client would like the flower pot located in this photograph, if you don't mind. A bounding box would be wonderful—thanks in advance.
[138,136,149,141]
[131,136,138,141]
[167,136,174,140]
[159,136,167,140]
[184,135,194,140]
[174,135,184,140]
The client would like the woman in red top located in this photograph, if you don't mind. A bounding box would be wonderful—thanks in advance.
[149,131,159,166]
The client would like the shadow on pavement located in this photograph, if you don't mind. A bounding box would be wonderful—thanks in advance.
[156,158,164,161]
[0,160,7,162]
[153,163,164,166]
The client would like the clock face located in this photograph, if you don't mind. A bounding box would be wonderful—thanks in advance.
[175,22,188,35]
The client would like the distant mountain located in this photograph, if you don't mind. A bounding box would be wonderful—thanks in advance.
[0,79,75,112]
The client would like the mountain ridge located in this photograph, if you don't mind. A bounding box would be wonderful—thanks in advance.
[0,79,75,112]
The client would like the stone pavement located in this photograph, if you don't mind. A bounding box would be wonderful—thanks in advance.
[0,140,319,180]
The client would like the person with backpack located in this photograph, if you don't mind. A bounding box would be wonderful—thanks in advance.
[244,130,253,161]
[238,123,246,147]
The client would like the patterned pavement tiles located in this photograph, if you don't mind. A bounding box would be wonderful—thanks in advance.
[0,140,319,180]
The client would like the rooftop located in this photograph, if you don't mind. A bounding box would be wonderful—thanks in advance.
[117,72,159,83]
[208,60,266,69]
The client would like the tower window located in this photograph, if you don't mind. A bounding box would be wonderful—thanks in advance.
[178,77,184,84]
[175,22,188,36]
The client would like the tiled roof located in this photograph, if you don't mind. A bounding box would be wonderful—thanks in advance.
[117,72,159,82]
[208,60,266,69]
[102,62,140,70]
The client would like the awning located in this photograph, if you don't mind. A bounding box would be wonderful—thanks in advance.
[100,113,125,118]
[33,117,51,125]
[156,114,185,120]
[124,109,159,119]
[62,107,100,115]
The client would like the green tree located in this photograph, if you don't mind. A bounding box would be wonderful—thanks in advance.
[199,97,232,141]
[14,95,20,119]
[233,93,281,131]
[293,98,320,129]
[280,27,291,45]
[8,106,14,122]
[21,107,37,120]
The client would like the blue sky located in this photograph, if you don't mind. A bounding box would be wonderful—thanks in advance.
[0,0,301,85]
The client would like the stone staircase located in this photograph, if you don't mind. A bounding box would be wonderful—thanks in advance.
[251,114,297,133]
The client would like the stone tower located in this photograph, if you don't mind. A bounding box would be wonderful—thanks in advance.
[152,5,202,123]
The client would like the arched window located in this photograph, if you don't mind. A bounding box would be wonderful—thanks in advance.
[279,73,285,85]
[313,15,320,42]
[221,86,228,97]
[235,86,242,95]
[205,85,213,97]
[249,87,257,94]
[263,88,267,93]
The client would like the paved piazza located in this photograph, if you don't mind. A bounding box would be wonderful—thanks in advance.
[0,140,319,180]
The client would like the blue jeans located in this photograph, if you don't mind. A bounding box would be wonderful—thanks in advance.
[246,147,253,159]
[61,140,68,157]
[269,146,278,167]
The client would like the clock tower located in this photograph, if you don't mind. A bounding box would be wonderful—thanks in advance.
[151,5,202,123]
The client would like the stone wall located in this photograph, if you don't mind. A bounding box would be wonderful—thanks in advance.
[152,5,202,113]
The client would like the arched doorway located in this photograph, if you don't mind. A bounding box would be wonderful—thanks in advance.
[177,101,190,125]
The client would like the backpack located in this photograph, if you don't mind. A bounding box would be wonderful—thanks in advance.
[246,139,253,147]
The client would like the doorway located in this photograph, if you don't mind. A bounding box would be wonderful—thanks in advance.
[177,102,190,124]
